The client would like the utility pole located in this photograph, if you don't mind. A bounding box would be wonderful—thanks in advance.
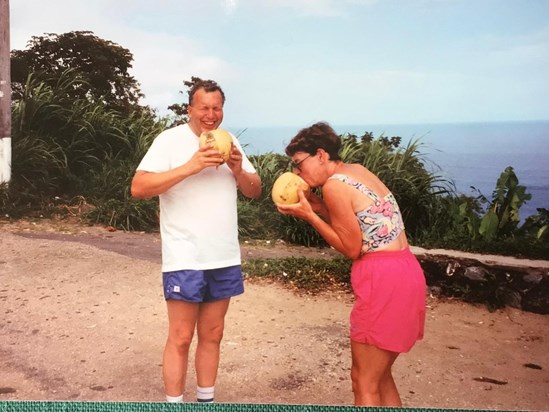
[0,0,11,184]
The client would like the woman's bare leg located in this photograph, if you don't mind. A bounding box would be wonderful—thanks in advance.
[350,340,401,406]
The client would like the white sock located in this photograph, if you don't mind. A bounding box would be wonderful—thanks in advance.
[196,386,215,403]
[166,394,183,403]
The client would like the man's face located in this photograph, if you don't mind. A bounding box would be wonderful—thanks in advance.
[188,88,224,136]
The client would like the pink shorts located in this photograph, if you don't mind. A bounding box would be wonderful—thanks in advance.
[350,247,426,353]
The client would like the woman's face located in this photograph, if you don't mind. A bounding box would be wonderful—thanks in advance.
[291,151,321,187]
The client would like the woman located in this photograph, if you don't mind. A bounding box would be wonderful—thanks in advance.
[275,122,426,406]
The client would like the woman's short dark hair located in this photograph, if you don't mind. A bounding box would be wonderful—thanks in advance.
[188,79,226,106]
[285,122,342,161]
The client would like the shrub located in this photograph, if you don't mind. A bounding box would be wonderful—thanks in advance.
[242,256,352,293]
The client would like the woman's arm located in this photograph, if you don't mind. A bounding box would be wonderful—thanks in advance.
[276,182,362,259]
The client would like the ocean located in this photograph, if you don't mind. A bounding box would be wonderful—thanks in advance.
[227,120,549,221]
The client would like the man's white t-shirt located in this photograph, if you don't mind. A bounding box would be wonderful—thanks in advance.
[136,124,257,272]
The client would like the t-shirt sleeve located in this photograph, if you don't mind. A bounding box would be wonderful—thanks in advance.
[136,134,170,173]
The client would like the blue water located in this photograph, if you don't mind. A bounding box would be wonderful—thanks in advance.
[227,120,549,221]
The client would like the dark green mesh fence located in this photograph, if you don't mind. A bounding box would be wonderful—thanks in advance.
[0,402,537,412]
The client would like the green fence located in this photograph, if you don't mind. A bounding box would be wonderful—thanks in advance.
[0,402,537,412]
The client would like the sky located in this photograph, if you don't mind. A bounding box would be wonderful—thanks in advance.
[9,0,549,128]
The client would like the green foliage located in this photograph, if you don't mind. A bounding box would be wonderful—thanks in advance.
[415,168,548,259]
[11,31,148,117]
[242,256,352,292]
[413,195,472,248]
[460,167,532,241]
[457,198,482,241]
[520,208,549,240]
[2,70,165,230]
[86,196,159,231]
[490,166,532,234]
[166,76,205,126]
[237,152,285,239]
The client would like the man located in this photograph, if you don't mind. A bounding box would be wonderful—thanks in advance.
[131,80,261,403]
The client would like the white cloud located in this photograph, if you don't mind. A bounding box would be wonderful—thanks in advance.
[125,30,236,114]
[224,0,238,14]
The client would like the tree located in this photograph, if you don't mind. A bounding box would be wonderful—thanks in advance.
[11,31,146,116]
[167,76,204,126]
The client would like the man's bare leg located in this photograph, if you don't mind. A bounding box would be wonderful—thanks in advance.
[195,298,231,401]
[163,300,199,398]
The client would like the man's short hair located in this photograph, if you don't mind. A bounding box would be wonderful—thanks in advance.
[188,79,226,106]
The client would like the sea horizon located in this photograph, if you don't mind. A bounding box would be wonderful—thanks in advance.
[227,118,549,134]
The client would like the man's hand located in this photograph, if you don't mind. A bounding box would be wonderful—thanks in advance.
[226,144,262,199]
[226,143,243,174]
[188,144,225,174]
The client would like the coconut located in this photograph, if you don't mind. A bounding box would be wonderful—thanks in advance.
[271,172,310,204]
[199,129,233,163]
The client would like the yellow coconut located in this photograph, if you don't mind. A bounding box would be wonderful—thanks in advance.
[199,129,233,163]
[271,172,309,204]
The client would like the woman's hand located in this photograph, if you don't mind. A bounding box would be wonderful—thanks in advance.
[306,191,330,220]
[276,189,315,221]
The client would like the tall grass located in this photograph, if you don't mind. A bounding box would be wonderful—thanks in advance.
[3,70,164,229]
[337,135,454,241]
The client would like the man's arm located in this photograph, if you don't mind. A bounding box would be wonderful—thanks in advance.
[234,170,262,199]
[226,144,262,199]
[131,168,189,199]
[131,146,224,199]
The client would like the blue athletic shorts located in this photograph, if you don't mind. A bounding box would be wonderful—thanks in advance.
[162,265,244,303]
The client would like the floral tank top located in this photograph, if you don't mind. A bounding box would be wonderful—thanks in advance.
[329,174,405,254]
